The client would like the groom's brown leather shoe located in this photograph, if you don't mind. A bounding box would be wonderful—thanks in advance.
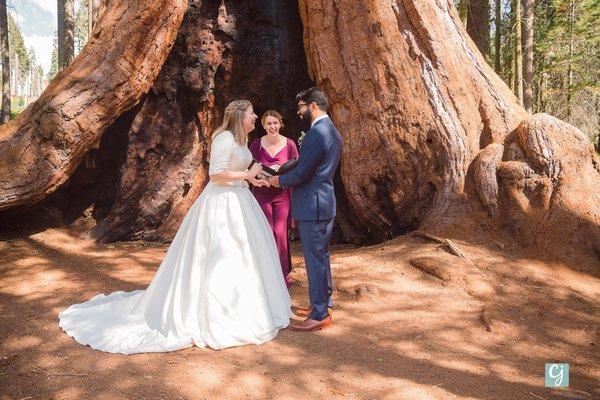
[289,315,332,332]
[293,306,333,318]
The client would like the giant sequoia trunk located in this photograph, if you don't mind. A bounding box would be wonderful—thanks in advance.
[297,0,600,261]
[91,0,312,241]
[299,0,523,237]
[0,0,598,264]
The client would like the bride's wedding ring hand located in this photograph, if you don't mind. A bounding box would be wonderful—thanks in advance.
[248,163,263,177]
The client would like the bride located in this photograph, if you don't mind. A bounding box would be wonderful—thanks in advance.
[59,100,292,354]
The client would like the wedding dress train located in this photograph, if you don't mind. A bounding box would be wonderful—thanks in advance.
[59,131,292,354]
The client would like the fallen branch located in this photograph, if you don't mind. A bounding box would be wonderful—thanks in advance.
[412,231,466,258]
[529,392,546,400]
[30,365,88,377]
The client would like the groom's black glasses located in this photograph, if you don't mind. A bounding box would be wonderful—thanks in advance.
[297,102,308,110]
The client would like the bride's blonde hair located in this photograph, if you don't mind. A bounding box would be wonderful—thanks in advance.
[213,99,252,145]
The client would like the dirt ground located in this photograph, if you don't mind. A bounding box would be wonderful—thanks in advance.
[0,227,598,400]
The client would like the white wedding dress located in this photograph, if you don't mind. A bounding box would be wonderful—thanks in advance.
[59,131,292,354]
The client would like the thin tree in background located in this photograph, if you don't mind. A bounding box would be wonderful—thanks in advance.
[48,32,58,81]
[75,0,90,53]
[596,95,600,151]
[88,0,101,34]
[466,0,491,56]
[566,0,576,121]
[514,0,523,104]
[457,0,469,25]
[57,0,75,71]
[0,0,10,122]
[57,1,64,69]
[494,0,501,73]
[523,0,534,112]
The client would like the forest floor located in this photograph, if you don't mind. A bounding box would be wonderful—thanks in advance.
[0,227,598,400]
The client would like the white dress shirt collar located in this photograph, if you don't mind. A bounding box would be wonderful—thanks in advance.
[310,114,329,128]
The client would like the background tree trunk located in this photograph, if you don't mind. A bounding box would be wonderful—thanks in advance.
[0,0,187,211]
[566,0,575,121]
[466,0,490,56]
[58,1,64,70]
[514,0,524,103]
[89,0,99,33]
[89,0,107,34]
[58,0,75,71]
[0,0,10,123]
[457,0,469,25]
[523,0,534,112]
[494,0,501,73]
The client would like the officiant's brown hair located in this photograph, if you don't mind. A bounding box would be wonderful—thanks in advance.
[214,99,252,145]
[261,110,284,128]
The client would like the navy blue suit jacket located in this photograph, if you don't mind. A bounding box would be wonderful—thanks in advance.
[278,117,342,221]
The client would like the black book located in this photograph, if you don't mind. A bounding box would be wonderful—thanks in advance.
[249,158,298,176]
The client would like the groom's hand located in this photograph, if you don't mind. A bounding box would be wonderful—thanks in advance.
[249,176,270,187]
[269,176,281,188]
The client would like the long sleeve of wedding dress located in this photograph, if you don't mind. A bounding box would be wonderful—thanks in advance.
[58,131,292,354]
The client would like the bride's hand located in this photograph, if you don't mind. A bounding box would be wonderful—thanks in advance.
[249,176,270,187]
[247,163,263,178]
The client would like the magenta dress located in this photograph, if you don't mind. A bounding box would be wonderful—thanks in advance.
[249,137,299,287]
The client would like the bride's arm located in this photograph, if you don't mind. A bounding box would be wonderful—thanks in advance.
[208,132,262,184]
[210,163,262,185]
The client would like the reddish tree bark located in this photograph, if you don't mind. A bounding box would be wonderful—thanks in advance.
[298,0,600,262]
[91,0,312,242]
[1,0,599,266]
[0,0,187,211]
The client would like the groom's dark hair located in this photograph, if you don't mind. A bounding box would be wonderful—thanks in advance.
[296,87,330,112]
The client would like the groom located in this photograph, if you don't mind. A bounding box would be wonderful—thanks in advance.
[269,87,342,332]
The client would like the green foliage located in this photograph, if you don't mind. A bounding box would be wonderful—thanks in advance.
[74,0,89,53]
[2,9,47,120]
[48,31,58,81]
[8,13,30,78]
[534,0,599,141]
[10,95,24,113]
[458,0,600,142]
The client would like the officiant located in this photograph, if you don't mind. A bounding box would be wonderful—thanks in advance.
[249,110,299,288]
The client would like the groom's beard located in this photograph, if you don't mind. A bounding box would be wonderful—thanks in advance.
[300,108,313,126]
